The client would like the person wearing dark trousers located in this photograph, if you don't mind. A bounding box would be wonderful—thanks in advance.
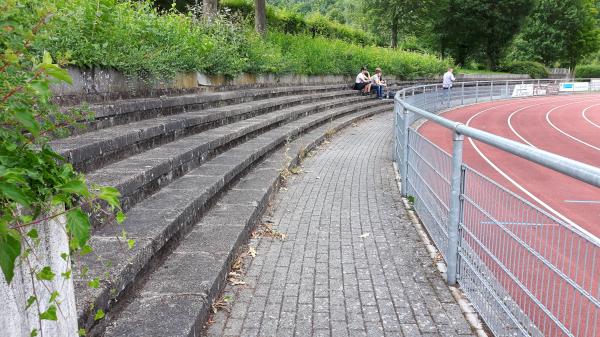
[371,68,386,99]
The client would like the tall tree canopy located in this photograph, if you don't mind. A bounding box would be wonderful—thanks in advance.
[513,0,600,68]
[438,0,534,68]
[362,0,434,48]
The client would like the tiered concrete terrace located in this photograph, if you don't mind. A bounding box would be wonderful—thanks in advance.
[52,84,401,336]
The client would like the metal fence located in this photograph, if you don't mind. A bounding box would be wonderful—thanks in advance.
[394,79,600,337]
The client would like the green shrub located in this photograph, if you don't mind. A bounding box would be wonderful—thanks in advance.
[497,61,549,78]
[264,32,448,79]
[33,0,447,80]
[575,64,600,78]
[220,0,377,45]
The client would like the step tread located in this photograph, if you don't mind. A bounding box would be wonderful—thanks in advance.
[86,96,382,211]
[102,103,392,337]
[90,84,349,118]
[52,89,356,162]
[76,101,392,330]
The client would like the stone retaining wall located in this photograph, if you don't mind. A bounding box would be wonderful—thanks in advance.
[51,67,530,105]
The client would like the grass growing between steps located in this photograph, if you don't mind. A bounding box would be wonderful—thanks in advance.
[29,0,448,80]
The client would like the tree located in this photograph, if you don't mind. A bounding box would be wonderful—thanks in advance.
[203,0,218,18]
[515,0,600,69]
[362,0,434,48]
[438,0,534,68]
[255,0,267,35]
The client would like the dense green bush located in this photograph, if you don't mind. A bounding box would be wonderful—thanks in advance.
[220,0,377,45]
[497,61,549,78]
[264,32,448,78]
[34,0,447,80]
[575,64,600,78]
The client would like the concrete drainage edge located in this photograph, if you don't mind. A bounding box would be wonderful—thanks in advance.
[392,162,489,337]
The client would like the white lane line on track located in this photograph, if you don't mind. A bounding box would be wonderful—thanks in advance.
[546,102,600,152]
[582,104,600,129]
[465,99,600,242]
[564,200,600,204]
[508,99,600,149]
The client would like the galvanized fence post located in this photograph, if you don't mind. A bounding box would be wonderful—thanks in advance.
[490,81,494,101]
[475,82,479,103]
[461,82,465,106]
[446,131,464,286]
[401,107,410,197]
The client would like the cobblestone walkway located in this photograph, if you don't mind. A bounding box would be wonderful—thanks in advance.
[204,112,475,337]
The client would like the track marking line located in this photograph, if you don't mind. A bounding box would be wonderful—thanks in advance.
[546,101,600,152]
[507,98,600,149]
[564,200,600,204]
[582,104,600,129]
[465,101,600,243]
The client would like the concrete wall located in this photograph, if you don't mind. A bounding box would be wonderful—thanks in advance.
[51,67,531,105]
[0,210,78,337]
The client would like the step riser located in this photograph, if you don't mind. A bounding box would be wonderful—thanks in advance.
[71,91,357,173]
[113,97,380,214]
[89,85,350,126]
[79,103,392,333]
[102,105,393,337]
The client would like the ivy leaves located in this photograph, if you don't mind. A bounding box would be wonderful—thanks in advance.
[0,228,21,283]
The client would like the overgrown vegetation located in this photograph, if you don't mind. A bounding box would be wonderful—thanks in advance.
[221,0,378,45]
[1,1,124,334]
[31,0,448,80]
[575,64,600,78]
[264,0,600,72]
[496,61,549,79]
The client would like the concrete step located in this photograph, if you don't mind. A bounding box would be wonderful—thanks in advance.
[87,96,383,214]
[101,104,393,337]
[52,89,357,172]
[80,84,350,131]
[76,100,393,334]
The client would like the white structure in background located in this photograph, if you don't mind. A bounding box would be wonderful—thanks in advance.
[0,210,78,337]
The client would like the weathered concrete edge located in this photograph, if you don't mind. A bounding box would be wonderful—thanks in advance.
[391,162,489,337]
[52,66,530,105]
[196,107,391,335]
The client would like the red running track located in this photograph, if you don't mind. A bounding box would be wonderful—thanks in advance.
[418,95,600,337]
[419,95,600,238]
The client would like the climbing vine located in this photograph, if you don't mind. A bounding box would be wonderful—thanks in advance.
[1,1,124,335]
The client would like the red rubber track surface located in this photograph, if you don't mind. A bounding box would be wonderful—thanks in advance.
[418,95,600,336]
[419,95,600,237]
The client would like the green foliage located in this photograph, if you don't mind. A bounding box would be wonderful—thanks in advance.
[220,0,377,45]
[38,0,216,78]
[511,0,600,68]
[1,0,126,299]
[497,61,548,79]
[265,32,448,78]
[575,64,600,78]
[437,0,534,68]
[32,0,448,80]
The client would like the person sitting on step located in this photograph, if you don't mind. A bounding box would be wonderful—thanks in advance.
[353,66,372,95]
[371,68,386,99]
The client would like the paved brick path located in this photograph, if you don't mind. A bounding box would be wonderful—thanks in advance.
[204,112,475,337]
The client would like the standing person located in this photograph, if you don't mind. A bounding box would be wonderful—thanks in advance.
[354,67,372,95]
[371,68,386,99]
[442,67,456,106]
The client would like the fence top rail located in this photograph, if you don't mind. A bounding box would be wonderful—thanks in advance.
[395,80,600,245]
[398,78,597,94]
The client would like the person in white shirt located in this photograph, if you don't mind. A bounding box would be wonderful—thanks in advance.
[371,68,386,99]
[442,67,455,106]
[353,67,372,95]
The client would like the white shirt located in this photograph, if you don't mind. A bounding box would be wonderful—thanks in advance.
[443,71,455,88]
[371,73,381,84]
[356,73,369,84]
